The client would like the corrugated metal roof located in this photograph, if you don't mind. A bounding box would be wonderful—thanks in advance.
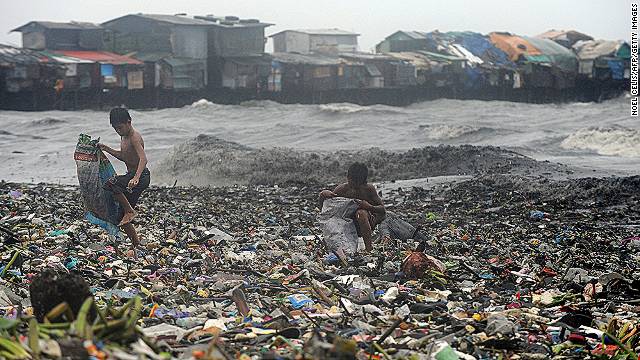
[271,52,341,65]
[193,15,273,28]
[573,40,628,60]
[339,52,395,61]
[224,56,272,66]
[403,31,429,40]
[103,14,272,28]
[103,14,212,27]
[537,30,565,40]
[52,51,143,65]
[536,29,593,49]
[12,21,102,32]
[130,52,172,62]
[418,51,465,62]
[385,52,431,68]
[536,29,592,42]
[448,44,483,65]
[270,29,359,37]
[161,57,205,67]
[0,44,46,65]
[132,14,215,26]
[38,50,94,64]
[378,30,429,43]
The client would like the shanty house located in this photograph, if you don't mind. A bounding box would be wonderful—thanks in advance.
[38,51,98,89]
[270,52,342,92]
[447,31,517,89]
[11,21,105,51]
[51,51,144,89]
[339,53,393,88]
[522,36,578,88]
[102,14,211,89]
[339,52,418,88]
[270,29,359,54]
[194,15,271,57]
[0,44,62,93]
[375,31,429,53]
[218,56,271,90]
[386,51,463,87]
[537,30,593,49]
[157,57,204,90]
[572,40,631,80]
[193,15,272,89]
[489,32,578,88]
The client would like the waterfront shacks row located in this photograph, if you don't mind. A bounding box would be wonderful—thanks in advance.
[376,30,629,90]
[0,14,631,110]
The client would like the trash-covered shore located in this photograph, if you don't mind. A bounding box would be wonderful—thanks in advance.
[1,171,640,359]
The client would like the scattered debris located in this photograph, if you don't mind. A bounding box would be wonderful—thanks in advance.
[0,173,639,359]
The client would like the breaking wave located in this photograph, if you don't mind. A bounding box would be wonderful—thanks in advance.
[188,99,227,110]
[317,103,404,115]
[239,100,285,108]
[30,117,67,126]
[318,103,369,114]
[190,99,216,108]
[154,134,564,187]
[419,124,485,140]
[0,129,45,139]
[560,127,640,157]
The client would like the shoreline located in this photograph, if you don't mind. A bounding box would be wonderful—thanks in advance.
[1,82,628,112]
[2,98,638,186]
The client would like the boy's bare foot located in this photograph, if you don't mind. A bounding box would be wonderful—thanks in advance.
[119,211,137,226]
[334,249,349,267]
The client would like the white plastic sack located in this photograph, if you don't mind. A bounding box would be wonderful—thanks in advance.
[318,197,359,255]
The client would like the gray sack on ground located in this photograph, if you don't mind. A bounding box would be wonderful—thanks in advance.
[318,197,359,255]
[378,211,426,241]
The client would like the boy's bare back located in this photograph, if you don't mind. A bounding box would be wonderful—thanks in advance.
[333,183,383,206]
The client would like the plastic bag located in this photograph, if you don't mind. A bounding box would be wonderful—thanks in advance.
[378,211,426,240]
[318,197,359,255]
[74,134,122,237]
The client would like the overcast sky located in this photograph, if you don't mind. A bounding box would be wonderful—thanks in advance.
[1,0,631,52]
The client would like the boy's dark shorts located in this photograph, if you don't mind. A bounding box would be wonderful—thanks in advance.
[103,168,150,208]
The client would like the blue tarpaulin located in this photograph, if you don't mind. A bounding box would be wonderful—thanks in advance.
[101,64,114,76]
[607,59,625,80]
[453,32,515,69]
[464,66,483,89]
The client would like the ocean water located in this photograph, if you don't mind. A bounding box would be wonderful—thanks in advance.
[0,96,637,185]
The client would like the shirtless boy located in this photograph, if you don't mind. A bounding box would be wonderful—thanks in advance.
[98,108,150,250]
[319,162,386,252]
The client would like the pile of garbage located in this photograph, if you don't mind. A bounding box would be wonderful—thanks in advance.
[0,174,639,359]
